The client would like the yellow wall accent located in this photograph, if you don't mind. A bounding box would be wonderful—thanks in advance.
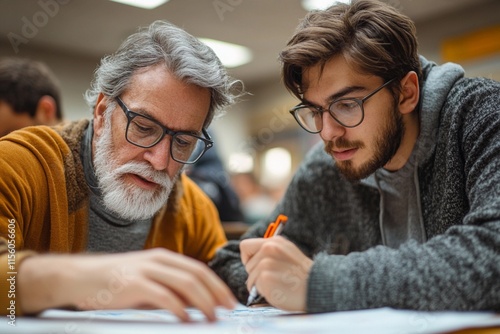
[442,25,500,63]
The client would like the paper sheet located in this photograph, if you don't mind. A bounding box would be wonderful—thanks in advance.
[2,305,499,334]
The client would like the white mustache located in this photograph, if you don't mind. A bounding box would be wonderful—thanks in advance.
[113,161,173,188]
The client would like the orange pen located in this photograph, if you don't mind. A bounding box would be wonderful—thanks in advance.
[263,214,288,238]
[246,214,288,306]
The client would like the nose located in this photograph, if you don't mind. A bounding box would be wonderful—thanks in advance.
[319,111,346,142]
[143,136,172,171]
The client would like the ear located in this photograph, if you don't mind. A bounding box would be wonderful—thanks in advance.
[34,96,58,125]
[93,93,108,137]
[398,71,419,115]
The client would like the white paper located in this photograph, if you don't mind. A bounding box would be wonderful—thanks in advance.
[2,305,499,334]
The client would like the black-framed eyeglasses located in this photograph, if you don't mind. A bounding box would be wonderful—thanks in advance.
[289,78,396,133]
[116,97,213,164]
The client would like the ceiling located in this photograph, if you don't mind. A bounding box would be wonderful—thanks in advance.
[0,0,491,87]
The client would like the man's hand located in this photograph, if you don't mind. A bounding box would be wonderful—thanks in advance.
[17,248,237,321]
[240,236,313,311]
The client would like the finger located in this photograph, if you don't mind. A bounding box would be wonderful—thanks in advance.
[147,265,220,321]
[240,238,267,265]
[172,261,237,312]
[133,281,191,322]
[244,238,294,293]
[149,249,237,309]
[244,237,285,278]
[75,273,192,322]
[245,260,260,292]
[195,266,237,310]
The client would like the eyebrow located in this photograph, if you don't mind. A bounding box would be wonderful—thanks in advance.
[302,85,366,107]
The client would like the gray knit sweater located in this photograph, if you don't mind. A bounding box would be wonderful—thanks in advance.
[210,57,500,312]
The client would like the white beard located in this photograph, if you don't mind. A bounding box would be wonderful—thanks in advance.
[93,113,179,221]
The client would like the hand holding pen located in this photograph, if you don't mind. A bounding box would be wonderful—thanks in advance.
[240,214,313,311]
[246,214,288,305]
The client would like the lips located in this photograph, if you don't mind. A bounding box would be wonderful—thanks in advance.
[126,173,159,190]
[331,148,358,161]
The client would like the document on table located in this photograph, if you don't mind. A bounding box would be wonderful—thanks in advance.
[2,305,499,334]
[41,303,290,323]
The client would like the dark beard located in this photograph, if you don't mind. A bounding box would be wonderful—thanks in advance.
[325,105,405,181]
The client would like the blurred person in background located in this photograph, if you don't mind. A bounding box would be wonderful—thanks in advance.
[230,172,276,225]
[186,129,245,223]
[0,57,63,137]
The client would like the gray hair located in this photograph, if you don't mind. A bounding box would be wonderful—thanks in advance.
[84,20,242,127]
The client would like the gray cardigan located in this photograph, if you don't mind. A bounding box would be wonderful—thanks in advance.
[210,57,500,312]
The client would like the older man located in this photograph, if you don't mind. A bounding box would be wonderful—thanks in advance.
[0,20,240,321]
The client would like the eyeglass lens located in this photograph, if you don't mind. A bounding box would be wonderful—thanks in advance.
[292,78,395,133]
[293,100,362,132]
[127,113,204,163]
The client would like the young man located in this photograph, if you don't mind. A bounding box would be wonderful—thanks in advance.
[0,21,240,321]
[210,0,500,312]
[0,57,63,137]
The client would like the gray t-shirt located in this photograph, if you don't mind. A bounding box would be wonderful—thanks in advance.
[361,157,426,248]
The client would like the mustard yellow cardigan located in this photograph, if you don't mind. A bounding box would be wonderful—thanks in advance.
[0,120,227,315]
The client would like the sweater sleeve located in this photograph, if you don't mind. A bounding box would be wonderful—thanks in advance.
[0,125,87,316]
[308,221,500,311]
[0,131,56,316]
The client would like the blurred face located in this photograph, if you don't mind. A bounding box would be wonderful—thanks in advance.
[92,65,211,220]
[0,101,36,137]
[302,55,404,181]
